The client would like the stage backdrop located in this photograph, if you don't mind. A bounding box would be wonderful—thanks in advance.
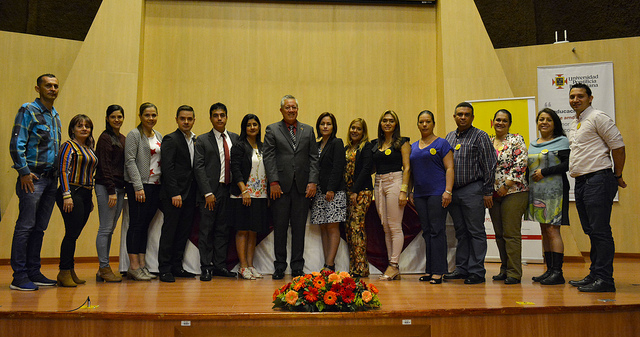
[467,97,542,263]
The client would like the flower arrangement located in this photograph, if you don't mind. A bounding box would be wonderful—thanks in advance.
[272,270,381,312]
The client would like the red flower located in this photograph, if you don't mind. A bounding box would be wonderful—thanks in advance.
[273,289,280,301]
[368,283,379,294]
[324,291,338,305]
[341,289,355,304]
[331,282,343,292]
[313,277,326,289]
[304,287,319,302]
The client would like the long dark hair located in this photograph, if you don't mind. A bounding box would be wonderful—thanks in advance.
[377,110,403,150]
[105,104,124,148]
[68,114,95,149]
[316,112,338,140]
[239,114,263,149]
[537,108,565,138]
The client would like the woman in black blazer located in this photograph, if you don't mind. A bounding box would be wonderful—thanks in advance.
[230,114,268,280]
[311,112,347,272]
[343,118,374,277]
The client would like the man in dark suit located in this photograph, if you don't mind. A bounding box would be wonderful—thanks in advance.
[263,95,319,279]
[158,105,198,283]
[194,102,239,281]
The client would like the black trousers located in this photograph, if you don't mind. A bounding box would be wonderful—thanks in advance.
[158,189,196,274]
[56,186,93,270]
[198,184,231,270]
[272,182,310,272]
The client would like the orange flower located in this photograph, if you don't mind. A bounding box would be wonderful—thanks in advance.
[285,290,299,305]
[293,281,304,291]
[324,291,337,305]
[328,273,341,283]
[273,289,280,301]
[362,290,373,303]
[368,283,379,294]
[304,274,313,280]
[304,287,319,302]
[311,271,321,277]
[313,277,326,289]
[339,271,351,279]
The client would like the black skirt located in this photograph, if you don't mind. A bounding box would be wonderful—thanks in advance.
[229,197,268,233]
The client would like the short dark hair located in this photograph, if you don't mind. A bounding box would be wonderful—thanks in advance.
[316,112,338,140]
[455,102,474,114]
[210,102,227,117]
[494,109,512,125]
[176,105,195,118]
[570,83,592,97]
[36,74,56,86]
[537,108,566,138]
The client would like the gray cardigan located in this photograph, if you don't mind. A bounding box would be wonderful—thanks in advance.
[124,126,163,191]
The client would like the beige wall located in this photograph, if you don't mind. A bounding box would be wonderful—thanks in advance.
[496,37,640,254]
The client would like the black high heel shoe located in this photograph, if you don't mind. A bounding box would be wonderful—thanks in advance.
[419,274,431,282]
[430,275,443,284]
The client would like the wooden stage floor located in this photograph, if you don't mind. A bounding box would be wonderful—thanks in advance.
[1,259,640,336]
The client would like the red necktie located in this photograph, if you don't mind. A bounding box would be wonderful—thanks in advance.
[222,133,231,184]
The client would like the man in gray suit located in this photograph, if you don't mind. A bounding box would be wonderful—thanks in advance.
[194,103,239,281]
[263,95,319,279]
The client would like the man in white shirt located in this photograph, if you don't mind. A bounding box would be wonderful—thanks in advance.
[194,103,239,281]
[567,83,626,293]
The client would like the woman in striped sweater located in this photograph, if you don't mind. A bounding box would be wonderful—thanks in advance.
[56,114,98,287]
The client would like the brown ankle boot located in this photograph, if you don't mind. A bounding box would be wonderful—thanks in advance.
[97,266,123,282]
[57,270,77,287]
[70,269,86,284]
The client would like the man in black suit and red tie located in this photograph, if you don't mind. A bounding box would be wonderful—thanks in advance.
[263,95,320,279]
[158,105,198,283]
[194,103,239,281]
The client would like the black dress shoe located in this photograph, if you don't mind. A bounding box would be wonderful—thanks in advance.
[200,269,212,281]
[492,272,507,281]
[504,277,521,285]
[212,268,237,278]
[443,270,468,280]
[272,270,285,280]
[291,269,305,277]
[569,274,595,287]
[160,272,175,283]
[172,269,196,278]
[464,274,486,284]
[540,271,565,285]
[578,278,616,293]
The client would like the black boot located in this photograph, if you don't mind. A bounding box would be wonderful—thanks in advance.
[540,252,565,285]
[532,251,552,282]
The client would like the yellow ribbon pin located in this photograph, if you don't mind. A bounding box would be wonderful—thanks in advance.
[430,148,436,155]
[455,144,461,150]
[384,149,392,155]
[541,149,548,154]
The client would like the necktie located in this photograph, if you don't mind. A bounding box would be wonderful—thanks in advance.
[221,133,230,184]
[288,125,297,149]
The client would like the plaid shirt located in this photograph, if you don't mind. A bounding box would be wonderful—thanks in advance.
[10,98,62,176]
[445,126,497,195]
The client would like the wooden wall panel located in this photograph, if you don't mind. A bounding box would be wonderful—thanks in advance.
[140,1,437,143]
[496,37,640,254]
[0,0,144,260]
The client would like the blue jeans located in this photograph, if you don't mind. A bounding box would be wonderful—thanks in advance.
[95,184,125,268]
[11,174,58,281]
[575,170,618,283]
[448,181,487,277]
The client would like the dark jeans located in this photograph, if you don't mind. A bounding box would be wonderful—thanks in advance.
[11,173,57,281]
[126,183,162,254]
[56,186,93,270]
[272,182,310,272]
[414,195,448,275]
[575,170,618,283]
[448,181,487,277]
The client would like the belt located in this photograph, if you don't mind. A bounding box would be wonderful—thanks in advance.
[31,168,57,178]
[575,169,611,182]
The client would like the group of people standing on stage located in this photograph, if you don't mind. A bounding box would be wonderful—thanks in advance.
[8,74,626,294]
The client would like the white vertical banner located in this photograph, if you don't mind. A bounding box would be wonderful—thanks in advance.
[537,62,616,200]
[537,61,615,132]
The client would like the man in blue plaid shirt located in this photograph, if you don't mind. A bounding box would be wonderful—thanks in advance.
[443,102,497,285]
[8,74,62,291]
